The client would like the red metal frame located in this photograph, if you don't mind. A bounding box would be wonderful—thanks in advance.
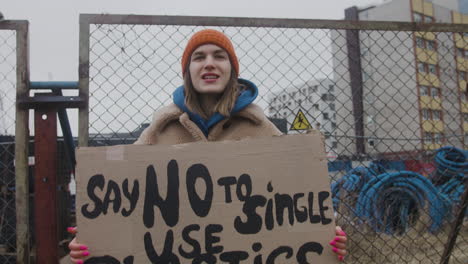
[34,108,59,264]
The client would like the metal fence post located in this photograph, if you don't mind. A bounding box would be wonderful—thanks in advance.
[344,7,366,155]
[78,14,90,148]
[440,179,468,264]
[14,20,30,264]
[34,103,59,264]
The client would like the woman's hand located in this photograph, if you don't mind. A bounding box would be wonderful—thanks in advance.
[330,226,347,262]
[67,227,90,264]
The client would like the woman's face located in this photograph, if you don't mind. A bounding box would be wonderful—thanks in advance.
[189,44,232,94]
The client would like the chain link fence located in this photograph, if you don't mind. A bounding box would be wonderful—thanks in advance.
[80,15,468,263]
[0,20,31,264]
[0,27,18,264]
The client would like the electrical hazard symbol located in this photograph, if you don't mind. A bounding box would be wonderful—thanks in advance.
[290,109,312,131]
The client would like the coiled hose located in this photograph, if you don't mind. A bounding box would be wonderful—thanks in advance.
[356,171,451,234]
[432,146,467,215]
[434,147,467,179]
[331,164,382,210]
[331,147,466,234]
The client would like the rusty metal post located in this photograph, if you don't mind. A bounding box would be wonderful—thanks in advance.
[344,7,366,155]
[13,20,31,264]
[34,106,59,264]
[78,14,90,147]
[15,85,84,264]
[440,179,468,264]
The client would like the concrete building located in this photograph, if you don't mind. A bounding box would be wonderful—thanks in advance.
[332,0,468,157]
[268,78,338,157]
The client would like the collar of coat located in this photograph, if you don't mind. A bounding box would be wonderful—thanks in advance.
[149,103,268,141]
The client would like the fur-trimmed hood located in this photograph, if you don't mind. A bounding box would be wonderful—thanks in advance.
[134,103,282,145]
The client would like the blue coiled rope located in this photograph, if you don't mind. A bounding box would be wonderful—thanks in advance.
[432,147,467,216]
[356,171,451,234]
[438,178,465,204]
[331,147,467,234]
[331,163,382,210]
[433,146,467,180]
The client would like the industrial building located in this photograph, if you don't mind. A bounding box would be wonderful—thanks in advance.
[332,0,468,156]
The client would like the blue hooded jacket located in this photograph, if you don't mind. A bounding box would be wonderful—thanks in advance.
[173,78,258,136]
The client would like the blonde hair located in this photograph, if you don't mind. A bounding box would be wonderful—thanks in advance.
[183,67,242,119]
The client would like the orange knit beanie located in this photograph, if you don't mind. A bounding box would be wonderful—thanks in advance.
[181,29,239,77]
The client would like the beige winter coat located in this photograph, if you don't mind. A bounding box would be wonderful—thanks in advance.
[134,103,282,145]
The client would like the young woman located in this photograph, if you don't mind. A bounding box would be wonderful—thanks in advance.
[68,29,347,263]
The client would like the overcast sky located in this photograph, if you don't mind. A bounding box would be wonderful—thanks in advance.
[3,0,383,81]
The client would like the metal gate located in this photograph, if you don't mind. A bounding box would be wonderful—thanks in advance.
[0,14,466,263]
[78,14,467,263]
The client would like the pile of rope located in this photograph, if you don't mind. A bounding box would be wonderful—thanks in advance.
[431,147,467,216]
[356,171,450,234]
[331,146,467,235]
[331,165,381,210]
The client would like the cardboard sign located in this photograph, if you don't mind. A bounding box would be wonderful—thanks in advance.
[76,133,338,263]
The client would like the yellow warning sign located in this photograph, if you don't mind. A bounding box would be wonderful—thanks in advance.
[290,109,312,131]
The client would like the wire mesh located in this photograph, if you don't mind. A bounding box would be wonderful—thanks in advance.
[0,29,17,264]
[84,19,467,263]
